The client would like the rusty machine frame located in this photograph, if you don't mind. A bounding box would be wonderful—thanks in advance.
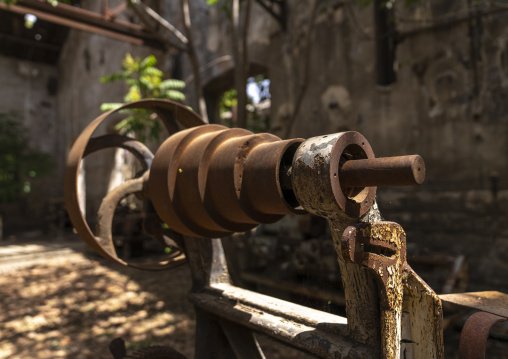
[64,100,508,358]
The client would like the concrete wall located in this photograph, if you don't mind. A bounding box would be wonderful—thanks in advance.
[0,57,58,155]
[0,55,59,230]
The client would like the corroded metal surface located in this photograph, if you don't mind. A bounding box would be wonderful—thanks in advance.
[340,155,425,187]
[440,291,508,318]
[187,237,376,359]
[342,222,406,358]
[458,311,508,359]
[290,132,442,358]
[149,126,424,237]
[64,99,204,269]
[292,132,377,218]
[401,269,444,358]
[291,132,383,350]
[339,221,445,358]
[148,125,304,237]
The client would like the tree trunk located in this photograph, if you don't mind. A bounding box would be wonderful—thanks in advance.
[180,0,209,123]
[231,0,251,129]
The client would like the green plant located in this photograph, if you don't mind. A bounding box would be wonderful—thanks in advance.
[0,112,54,203]
[218,88,238,128]
[100,54,186,142]
[218,75,271,133]
[206,0,233,18]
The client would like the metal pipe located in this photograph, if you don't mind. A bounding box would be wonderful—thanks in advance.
[339,155,425,188]
[0,0,165,49]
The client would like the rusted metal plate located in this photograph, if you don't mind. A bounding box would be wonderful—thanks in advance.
[402,269,444,359]
[458,311,508,359]
[342,222,406,358]
[440,291,508,318]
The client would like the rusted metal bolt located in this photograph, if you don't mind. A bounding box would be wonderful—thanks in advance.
[339,155,425,188]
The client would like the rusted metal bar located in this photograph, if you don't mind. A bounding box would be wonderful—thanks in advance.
[184,235,372,358]
[339,155,425,188]
[0,0,165,49]
[458,311,508,359]
[190,284,377,358]
[281,154,425,190]
[84,134,154,171]
[440,291,508,318]
[240,271,346,306]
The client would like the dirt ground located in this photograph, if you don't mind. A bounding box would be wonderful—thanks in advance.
[0,240,315,359]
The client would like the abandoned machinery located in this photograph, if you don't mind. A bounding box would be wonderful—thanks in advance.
[64,99,507,359]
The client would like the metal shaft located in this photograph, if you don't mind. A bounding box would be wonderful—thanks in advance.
[339,155,425,188]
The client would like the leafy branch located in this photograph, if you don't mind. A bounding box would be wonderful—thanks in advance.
[0,113,54,203]
[100,53,186,142]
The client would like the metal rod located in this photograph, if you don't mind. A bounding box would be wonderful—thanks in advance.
[339,155,425,188]
[0,0,165,49]
[279,155,425,191]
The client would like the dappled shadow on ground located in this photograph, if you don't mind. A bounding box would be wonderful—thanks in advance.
[0,256,195,359]
[0,248,314,359]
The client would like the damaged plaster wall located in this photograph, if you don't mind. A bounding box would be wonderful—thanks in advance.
[161,0,508,290]
[0,55,59,230]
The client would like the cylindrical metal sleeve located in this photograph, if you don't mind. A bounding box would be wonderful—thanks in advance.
[241,139,305,218]
[292,132,376,218]
[149,125,227,237]
[204,133,279,229]
[149,125,305,238]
